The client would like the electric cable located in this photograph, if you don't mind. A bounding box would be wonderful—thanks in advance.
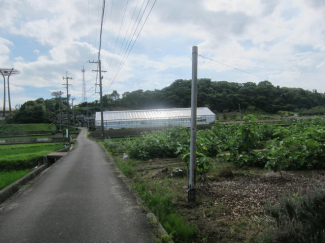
[108,0,157,89]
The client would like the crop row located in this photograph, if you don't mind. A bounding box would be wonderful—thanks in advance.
[103,116,325,173]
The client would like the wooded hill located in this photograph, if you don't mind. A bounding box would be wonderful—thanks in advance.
[86,79,325,114]
[5,79,325,124]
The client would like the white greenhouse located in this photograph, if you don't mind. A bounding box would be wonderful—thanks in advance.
[95,107,215,130]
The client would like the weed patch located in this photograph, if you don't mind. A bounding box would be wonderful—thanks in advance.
[135,182,196,243]
[261,190,325,243]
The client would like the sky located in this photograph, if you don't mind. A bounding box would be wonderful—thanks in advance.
[0,0,325,109]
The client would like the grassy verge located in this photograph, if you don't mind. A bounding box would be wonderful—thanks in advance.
[99,141,196,243]
[0,169,32,190]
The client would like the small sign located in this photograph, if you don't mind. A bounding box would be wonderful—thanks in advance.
[66,129,68,138]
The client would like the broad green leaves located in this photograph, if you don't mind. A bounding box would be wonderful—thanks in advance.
[111,117,325,175]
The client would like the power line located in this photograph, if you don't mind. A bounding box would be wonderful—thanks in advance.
[88,0,91,60]
[198,54,305,88]
[108,0,157,90]
[106,0,130,76]
[107,0,147,83]
[92,0,102,60]
[199,54,264,79]
[103,0,114,52]
[111,0,141,71]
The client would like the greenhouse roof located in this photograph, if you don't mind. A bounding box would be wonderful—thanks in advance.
[96,107,215,121]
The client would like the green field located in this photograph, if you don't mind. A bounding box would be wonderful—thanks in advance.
[0,143,65,171]
[0,135,56,140]
[0,170,32,190]
[0,123,56,134]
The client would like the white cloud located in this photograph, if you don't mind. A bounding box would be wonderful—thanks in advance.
[14,57,24,62]
[0,0,324,108]
[0,38,13,66]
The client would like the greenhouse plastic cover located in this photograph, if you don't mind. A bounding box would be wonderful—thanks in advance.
[96,107,215,121]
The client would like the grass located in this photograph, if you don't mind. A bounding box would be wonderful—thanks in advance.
[0,123,56,134]
[0,135,55,140]
[0,169,32,190]
[135,181,196,243]
[0,143,64,151]
[99,141,196,242]
[0,143,65,170]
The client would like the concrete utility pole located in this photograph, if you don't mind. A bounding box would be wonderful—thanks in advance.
[62,72,73,138]
[89,0,106,138]
[188,46,198,202]
[90,61,107,138]
[71,98,75,126]
[81,67,86,103]
[81,67,89,127]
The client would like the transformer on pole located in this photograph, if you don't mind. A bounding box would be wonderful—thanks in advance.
[0,68,20,117]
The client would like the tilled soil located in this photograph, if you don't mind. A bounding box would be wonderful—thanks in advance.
[131,158,325,242]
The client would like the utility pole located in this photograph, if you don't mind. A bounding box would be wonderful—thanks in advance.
[59,91,62,129]
[81,67,86,103]
[90,61,106,138]
[88,0,106,138]
[81,67,89,127]
[71,97,75,126]
[62,72,73,138]
[188,46,198,202]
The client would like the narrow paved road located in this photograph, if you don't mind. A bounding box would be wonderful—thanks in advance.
[0,128,154,243]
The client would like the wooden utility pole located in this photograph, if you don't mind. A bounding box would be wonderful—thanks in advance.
[62,72,73,138]
[188,46,198,202]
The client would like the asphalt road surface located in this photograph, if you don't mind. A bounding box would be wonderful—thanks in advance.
[0,128,155,243]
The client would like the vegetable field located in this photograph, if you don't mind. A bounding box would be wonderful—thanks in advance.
[102,116,325,243]
[114,116,325,173]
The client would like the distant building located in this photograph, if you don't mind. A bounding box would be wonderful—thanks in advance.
[95,107,215,130]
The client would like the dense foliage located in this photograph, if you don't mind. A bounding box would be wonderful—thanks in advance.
[104,117,325,174]
[6,79,325,124]
[99,79,325,114]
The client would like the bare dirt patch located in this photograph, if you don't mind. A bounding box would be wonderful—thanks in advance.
[128,157,325,242]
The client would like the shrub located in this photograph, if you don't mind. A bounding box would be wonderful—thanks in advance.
[126,127,189,160]
[261,190,325,243]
